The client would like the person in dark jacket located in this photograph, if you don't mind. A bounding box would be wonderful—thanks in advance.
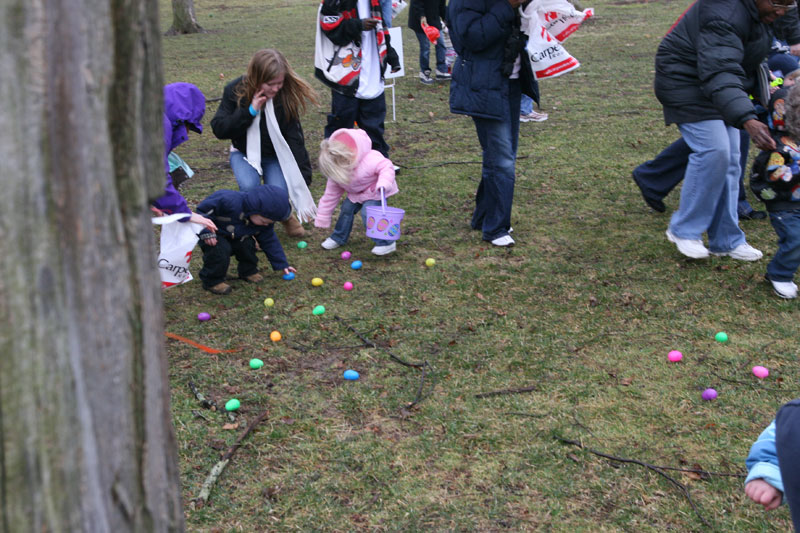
[750,84,800,298]
[211,49,318,238]
[655,0,794,261]
[448,0,539,247]
[196,185,296,295]
[776,398,800,532]
[152,82,216,232]
[410,0,450,84]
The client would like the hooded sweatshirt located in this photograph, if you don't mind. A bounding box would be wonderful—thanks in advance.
[152,82,206,216]
[197,184,292,271]
[314,128,398,229]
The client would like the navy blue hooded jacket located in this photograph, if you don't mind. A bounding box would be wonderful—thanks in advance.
[197,185,292,271]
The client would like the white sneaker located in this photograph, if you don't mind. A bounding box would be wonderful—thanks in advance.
[666,229,709,259]
[371,242,396,255]
[769,278,798,299]
[419,70,434,85]
[434,69,452,80]
[712,243,763,261]
[520,110,549,122]
[490,235,515,247]
[321,238,341,250]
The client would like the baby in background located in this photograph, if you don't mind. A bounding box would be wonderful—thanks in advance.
[315,128,400,256]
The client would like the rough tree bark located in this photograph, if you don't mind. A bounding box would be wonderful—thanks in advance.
[166,0,205,35]
[0,0,184,531]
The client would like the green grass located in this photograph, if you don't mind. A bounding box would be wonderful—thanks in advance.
[160,0,798,530]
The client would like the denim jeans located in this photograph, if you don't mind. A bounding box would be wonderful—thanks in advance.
[470,79,521,241]
[414,30,446,73]
[520,94,533,115]
[325,91,389,157]
[669,120,746,252]
[767,209,800,281]
[380,0,392,27]
[229,151,287,192]
[329,197,392,246]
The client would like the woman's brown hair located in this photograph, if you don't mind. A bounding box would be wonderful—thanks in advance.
[234,48,318,122]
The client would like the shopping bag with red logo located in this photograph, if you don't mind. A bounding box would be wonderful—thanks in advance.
[152,213,202,289]
[535,0,594,42]
[525,23,580,80]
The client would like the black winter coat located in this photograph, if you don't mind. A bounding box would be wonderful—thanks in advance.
[409,0,447,32]
[654,0,772,128]
[211,77,313,185]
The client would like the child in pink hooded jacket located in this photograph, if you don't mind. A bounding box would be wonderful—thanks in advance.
[316,128,399,256]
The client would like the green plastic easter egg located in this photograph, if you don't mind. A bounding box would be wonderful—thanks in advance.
[249,358,264,369]
[312,305,326,316]
[225,399,240,411]
[715,332,728,343]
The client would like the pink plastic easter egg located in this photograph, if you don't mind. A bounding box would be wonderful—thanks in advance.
[752,366,769,379]
[341,251,352,260]
[197,312,211,322]
[701,388,718,401]
[343,281,354,291]
[668,350,683,362]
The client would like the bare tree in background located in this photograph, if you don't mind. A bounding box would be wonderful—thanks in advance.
[0,0,185,531]
[167,0,205,35]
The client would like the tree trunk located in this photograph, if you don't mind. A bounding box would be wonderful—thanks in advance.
[167,0,205,35]
[0,0,184,531]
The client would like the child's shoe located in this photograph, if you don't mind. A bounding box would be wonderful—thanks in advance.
[419,70,434,85]
[371,242,396,256]
[767,277,798,299]
[321,238,341,250]
[489,235,515,247]
[242,273,263,283]
[206,282,232,295]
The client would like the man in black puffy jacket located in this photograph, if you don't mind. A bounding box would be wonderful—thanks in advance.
[655,0,794,261]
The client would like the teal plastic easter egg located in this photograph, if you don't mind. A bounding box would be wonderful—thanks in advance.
[297,241,308,249]
[312,305,326,315]
[343,370,360,380]
[351,260,362,270]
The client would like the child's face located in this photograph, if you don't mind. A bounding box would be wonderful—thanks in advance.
[249,214,274,226]
[258,73,285,100]
[785,77,796,87]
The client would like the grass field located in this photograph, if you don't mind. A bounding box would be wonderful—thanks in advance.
[159,1,798,531]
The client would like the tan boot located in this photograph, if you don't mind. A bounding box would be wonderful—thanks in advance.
[281,214,305,238]
[241,273,263,283]
[206,282,232,295]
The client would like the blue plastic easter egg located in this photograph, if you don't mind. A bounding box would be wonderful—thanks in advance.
[343,369,360,380]
[351,260,362,270]
[282,272,295,280]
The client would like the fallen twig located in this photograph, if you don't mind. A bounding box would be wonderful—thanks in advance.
[555,436,711,529]
[194,410,269,507]
[710,371,799,393]
[475,385,537,399]
[189,379,236,422]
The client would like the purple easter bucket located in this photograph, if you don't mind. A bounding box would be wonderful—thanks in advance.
[364,191,404,241]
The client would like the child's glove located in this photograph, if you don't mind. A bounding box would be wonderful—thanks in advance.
[198,231,218,245]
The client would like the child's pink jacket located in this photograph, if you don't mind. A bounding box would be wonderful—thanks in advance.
[315,128,399,228]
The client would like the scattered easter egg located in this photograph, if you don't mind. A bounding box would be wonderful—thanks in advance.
[282,272,295,281]
[249,358,264,369]
[197,312,211,322]
[297,241,308,249]
[343,369,360,380]
[311,277,324,287]
[270,330,282,342]
[341,251,352,260]
[351,260,363,270]
[312,305,326,316]
[701,388,718,401]
[752,366,769,379]
[668,350,683,362]
[225,399,240,411]
[714,331,728,343]
[343,281,354,291]
[264,297,275,307]
[425,258,436,267]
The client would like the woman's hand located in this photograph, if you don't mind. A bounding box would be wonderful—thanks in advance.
[189,212,218,232]
[251,88,268,112]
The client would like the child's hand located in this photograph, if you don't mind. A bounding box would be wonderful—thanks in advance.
[283,266,297,275]
[189,212,218,232]
[150,206,165,216]
[745,479,783,510]
[199,232,218,247]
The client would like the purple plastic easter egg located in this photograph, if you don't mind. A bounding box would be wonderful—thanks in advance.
[197,312,211,322]
[668,350,683,362]
[752,366,769,379]
[341,251,352,260]
[343,281,354,291]
[701,388,718,401]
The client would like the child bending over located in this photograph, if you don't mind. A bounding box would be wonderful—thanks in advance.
[315,128,399,256]
[196,184,296,295]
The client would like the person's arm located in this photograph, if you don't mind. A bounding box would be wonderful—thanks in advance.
[450,0,516,53]
[370,152,397,192]
[210,80,257,141]
[745,420,785,508]
[774,10,800,47]
[255,227,290,271]
[314,180,346,229]
[320,0,369,46]
[776,399,800,527]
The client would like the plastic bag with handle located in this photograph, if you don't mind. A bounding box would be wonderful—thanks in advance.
[152,213,202,289]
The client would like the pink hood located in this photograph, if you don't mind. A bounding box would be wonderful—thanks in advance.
[315,128,399,228]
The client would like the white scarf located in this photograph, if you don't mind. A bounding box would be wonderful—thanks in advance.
[244,99,317,223]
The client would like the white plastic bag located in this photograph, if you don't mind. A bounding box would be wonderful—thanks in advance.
[521,1,591,80]
[525,22,580,80]
[391,0,408,19]
[152,213,202,289]
[542,7,594,42]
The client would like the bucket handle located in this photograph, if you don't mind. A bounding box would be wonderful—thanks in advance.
[379,187,386,214]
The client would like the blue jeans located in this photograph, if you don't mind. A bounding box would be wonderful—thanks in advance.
[520,94,534,115]
[329,198,392,246]
[380,0,392,27]
[669,120,746,252]
[229,151,287,192]
[633,131,752,209]
[470,79,521,241]
[414,30,446,73]
[767,209,800,281]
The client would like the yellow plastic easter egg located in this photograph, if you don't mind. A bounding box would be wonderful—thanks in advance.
[311,277,324,287]
[264,297,275,307]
